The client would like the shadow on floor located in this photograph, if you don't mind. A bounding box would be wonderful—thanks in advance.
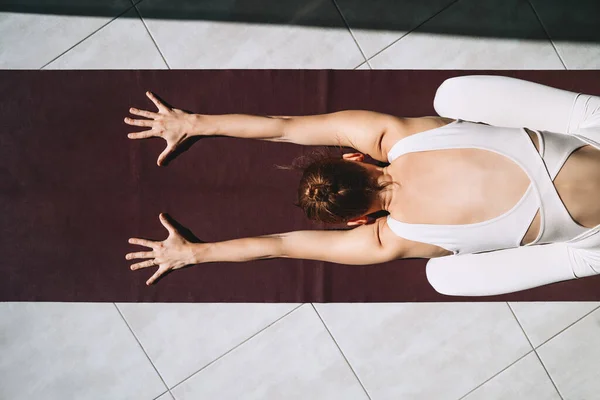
[1,0,599,42]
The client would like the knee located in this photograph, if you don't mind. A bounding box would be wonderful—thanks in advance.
[425,258,460,296]
[434,75,493,118]
[433,77,467,118]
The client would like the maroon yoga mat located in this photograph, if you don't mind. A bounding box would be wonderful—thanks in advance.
[2,70,600,302]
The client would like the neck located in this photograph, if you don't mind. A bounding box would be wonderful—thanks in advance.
[366,166,395,214]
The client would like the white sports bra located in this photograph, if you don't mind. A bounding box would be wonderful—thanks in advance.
[386,120,588,255]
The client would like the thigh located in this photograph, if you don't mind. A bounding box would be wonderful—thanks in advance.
[426,243,576,296]
[434,75,578,132]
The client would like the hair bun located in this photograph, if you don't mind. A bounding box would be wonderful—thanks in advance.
[308,183,329,202]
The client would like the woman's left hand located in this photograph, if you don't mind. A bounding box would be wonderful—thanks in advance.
[126,213,198,285]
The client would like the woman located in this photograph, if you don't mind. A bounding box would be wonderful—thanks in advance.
[124,75,600,295]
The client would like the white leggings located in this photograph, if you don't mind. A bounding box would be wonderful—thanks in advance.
[426,75,600,296]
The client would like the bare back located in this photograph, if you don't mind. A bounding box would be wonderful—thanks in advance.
[382,117,600,257]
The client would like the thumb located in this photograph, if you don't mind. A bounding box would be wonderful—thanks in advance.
[159,213,177,236]
[157,144,175,166]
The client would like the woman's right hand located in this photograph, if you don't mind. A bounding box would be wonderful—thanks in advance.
[125,91,203,166]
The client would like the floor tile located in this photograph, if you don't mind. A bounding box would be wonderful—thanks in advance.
[537,308,600,399]
[0,303,166,400]
[116,303,299,387]
[551,44,600,69]
[509,302,599,348]
[171,304,368,400]
[335,0,457,58]
[529,0,600,69]
[461,352,560,400]
[369,0,564,69]
[314,303,532,400]
[0,1,132,68]
[155,391,175,400]
[3,3,600,400]
[44,7,168,69]
[137,0,364,68]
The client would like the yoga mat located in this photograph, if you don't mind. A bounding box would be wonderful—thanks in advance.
[2,69,600,302]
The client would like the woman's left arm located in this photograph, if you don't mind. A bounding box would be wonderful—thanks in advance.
[127,214,408,285]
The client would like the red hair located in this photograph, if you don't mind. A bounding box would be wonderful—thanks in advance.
[279,148,391,223]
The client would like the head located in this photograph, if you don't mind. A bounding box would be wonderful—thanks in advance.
[286,149,392,226]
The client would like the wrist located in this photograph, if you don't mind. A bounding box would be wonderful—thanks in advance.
[187,242,211,264]
[187,114,218,137]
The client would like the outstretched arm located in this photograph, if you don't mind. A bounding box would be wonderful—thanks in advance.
[125,92,404,165]
[127,214,409,285]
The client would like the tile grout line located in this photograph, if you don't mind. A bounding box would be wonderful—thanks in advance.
[456,349,535,400]
[365,0,462,65]
[458,301,599,400]
[506,302,535,346]
[130,0,148,8]
[152,389,174,400]
[38,4,136,69]
[311,304,373,400]
[534,304,600,349]
[526,0,568,70]
[505,303,564,400]
[113,303,175,399]
[168,304,305,392]
[330,0,369,67]
[531,351,564,400]
[132,2,171,69]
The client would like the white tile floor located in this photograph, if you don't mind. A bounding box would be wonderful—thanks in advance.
[2,0,600,398]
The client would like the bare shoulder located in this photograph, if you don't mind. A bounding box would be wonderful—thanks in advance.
[379,116,456,160]
[376,216,453,259]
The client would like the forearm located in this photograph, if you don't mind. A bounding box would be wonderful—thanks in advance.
[192,234,286,263]
[188,114,290,142]
[191,226,392,265]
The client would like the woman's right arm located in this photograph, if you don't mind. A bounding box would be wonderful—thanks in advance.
[125,91,406,165]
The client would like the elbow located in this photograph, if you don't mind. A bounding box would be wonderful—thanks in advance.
[425,257,463,296]
[277,118,294,143]
[268,234,287,259]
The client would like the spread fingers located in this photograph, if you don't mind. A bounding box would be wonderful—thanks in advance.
[130,260,156,270]
[126,251,154,260]
[124,117,153,127]
[129,107,158,119]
